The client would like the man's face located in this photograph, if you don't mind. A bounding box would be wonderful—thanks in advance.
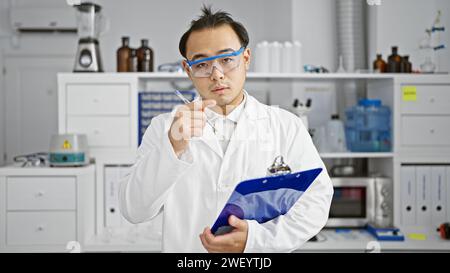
[183,24,251,108]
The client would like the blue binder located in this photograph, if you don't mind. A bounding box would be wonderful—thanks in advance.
[211,168,323,235]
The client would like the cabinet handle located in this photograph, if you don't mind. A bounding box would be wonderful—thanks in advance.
[429,97,435,103]
[430,128,435,134]
[36,191,45,197]
[36,226,44,232]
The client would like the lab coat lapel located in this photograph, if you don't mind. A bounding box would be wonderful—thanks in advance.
[197,123,224,158]
[223,95,269,160]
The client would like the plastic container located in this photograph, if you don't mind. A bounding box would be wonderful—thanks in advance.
[345,99,391,152]
[326,114,347,152]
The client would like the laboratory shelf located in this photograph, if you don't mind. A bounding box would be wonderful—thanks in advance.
[319,152,394,159]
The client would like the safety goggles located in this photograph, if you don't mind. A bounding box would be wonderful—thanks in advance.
[186,47,245,78]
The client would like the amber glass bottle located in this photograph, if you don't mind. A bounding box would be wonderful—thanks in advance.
[137,39,154,72]
[387,46,402,73]
[373,54,386,73]
[117,37,131,72]
[128,49,138,72]
[400,55,412,73]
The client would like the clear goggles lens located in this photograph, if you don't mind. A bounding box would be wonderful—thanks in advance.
[187,47,245,78]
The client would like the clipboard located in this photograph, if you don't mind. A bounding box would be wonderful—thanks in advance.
[211,167,323,235]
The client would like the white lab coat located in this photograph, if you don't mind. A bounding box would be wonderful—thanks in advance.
[119,93,333,252]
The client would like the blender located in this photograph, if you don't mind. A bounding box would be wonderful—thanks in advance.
[73,2,104,72]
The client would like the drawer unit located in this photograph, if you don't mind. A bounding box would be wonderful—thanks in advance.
[7,177,76,210]
[67,84,130,116]
[7,211,76,246]
[401,116,450,146]
[401,85,450,115]
[67,116,131,147]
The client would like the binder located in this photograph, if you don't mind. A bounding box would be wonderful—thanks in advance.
[105,165,133,228]
[401,166,416,226]
[431,166,447,228]
[447,167,450,222]
[211,167,322,235]
[416,166,432,226]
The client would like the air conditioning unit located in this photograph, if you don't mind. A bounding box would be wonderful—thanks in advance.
[10,7,77,33]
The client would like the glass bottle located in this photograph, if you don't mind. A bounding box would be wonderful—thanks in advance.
[373,54,386,73]
[137,39,154,72]
[128,49,138,72]
[117,36,131,72]
[400,55,412,73]
[387,46,402,73]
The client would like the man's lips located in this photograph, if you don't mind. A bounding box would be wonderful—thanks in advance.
[212,86,229,92]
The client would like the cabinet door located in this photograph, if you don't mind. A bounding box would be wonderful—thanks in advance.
[5,56,72,163]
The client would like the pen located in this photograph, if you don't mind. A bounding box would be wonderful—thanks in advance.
[173,90,218,134]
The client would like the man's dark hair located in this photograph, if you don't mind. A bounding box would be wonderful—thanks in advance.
[179,5,249,59]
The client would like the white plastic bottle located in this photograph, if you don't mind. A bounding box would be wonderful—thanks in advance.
[326,114,347,152]
[255,41,269,73]
[269,41,281,73]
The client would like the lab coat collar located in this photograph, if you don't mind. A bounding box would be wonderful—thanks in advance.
[198,90,269,159]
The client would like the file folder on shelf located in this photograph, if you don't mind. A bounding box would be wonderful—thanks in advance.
[401,166,416,226]
[431,166,447,228]
[416,166,432,226]
[211,167,323,235]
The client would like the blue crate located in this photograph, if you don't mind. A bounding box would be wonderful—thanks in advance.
[138,91,196,146]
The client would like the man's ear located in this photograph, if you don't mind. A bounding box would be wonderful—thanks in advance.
[182,60,193,80]
[244,48,251,71]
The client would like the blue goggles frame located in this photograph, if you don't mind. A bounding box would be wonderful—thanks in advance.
[186,47,245,67]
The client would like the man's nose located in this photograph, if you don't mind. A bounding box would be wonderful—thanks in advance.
[210,65,224,81]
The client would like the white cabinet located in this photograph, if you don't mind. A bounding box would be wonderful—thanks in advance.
[0,165,95,252]
[7,177,76,210]
[401,116,450,146]
[58,74,138,157]
[7,211,76,246]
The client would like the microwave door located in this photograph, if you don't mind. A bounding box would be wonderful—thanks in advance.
[326,178,372,228]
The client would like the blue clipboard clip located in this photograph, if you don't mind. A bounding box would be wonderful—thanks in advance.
[211,156,323,235]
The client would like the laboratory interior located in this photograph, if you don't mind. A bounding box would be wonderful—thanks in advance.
[0,0,450,253]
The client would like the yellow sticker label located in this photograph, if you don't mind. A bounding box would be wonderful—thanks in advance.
[402,86,417,101]
[62,140,72,150]
[408,233,427,241]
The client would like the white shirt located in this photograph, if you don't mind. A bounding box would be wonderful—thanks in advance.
[205,92,247,153]
[119,92,333,252]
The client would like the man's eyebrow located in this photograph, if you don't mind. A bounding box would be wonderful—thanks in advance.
[190,48,237,61]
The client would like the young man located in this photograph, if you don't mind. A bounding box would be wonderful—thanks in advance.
[120,6,333,253]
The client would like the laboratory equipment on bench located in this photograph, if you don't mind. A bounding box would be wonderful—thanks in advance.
[419,10,446,73]
[292,98,312,130]
[438,223,450,240]
[73,2,106,72]
[13,152,49,167]
[325,114,347,153]
[366,224,405,241]
[345,99,391,152]
[211,155,322,235]
[49,134,89,167]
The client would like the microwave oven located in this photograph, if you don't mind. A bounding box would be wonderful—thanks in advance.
[326,177,393,228]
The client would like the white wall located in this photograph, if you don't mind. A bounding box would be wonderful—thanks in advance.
[292,0,337,71]
[93,0,293,72]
